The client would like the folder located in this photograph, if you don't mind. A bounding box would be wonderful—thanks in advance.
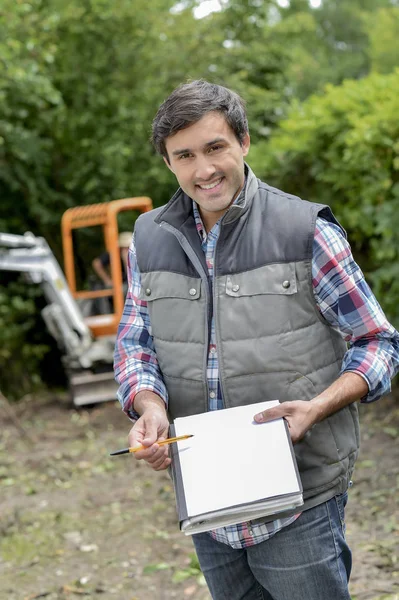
[170,400,303,535]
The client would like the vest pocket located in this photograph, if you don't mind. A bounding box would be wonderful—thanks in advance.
[138,272,206,358]
[219,263,299,340]
[295,418,341,473]
[287,373,357,468]
[286,372,316,399]
[224,262,297,297]
[326,404,359,462]
[138,271,202,301]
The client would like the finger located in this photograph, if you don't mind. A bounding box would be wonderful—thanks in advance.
[127,425,143,449]
[254,406,286,423]
[142,414,165,446]
[154,459,171,471]
[138,443,168,463]
[128,421,159,449]
[133,444,160,461]
[142,423,169,446]
[128,425,149,449]
[147,444,169,461]
[144,450,170,470]
[151,455,172,471]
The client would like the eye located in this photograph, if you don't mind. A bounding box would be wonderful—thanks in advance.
[208,144,223,154]
[177,152,192,160]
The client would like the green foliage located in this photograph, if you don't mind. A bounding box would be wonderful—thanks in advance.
[367,7,399,74]
[0,281,50,398]
[252,70,399,326]
[0,0,66,235]
[1,0,399,396]
[172,552,204,585]
[278,3,370,98]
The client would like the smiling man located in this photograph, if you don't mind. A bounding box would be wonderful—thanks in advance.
[114,80,399,600]
[164,111,250,231]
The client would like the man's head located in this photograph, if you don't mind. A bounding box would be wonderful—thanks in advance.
[152,80,249,160]
[152,80,250,231]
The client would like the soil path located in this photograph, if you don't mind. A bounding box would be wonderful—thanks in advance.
[0,394,398,600]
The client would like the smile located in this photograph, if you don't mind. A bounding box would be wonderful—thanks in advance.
[197,177,223,190]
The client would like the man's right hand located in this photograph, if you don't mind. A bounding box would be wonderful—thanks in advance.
[128,392,171,471]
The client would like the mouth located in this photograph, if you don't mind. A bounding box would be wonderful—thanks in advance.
[196,177,224,192]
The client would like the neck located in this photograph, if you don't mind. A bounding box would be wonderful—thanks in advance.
[200,210,223,233]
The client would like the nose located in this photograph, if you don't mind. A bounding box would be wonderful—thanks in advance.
[195,155,216,182]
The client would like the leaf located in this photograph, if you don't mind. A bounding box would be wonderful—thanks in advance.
[172,570,193,583]
[382,427,398,438]
[143,562,170,575]
[358,460,376,468]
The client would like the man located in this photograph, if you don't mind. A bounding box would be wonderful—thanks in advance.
[114,80,399,600]
[92,231,131,288]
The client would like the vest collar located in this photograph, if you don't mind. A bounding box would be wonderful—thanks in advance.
[154,163,259,230]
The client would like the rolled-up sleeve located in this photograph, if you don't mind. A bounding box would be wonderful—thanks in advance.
[113,238,168,420]
[312,218,399,402]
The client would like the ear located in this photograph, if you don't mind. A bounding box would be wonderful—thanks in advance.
[241,132,250,157]
[163,155,174,173]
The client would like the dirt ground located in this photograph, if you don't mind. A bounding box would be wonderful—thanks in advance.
[0,393,398,600]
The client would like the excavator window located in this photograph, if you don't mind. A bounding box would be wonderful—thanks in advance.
[61,197,152,338]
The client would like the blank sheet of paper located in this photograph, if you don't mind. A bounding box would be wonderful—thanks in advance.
[173,401,301,517]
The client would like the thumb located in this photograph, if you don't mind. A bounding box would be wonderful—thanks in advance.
[141,432,158,448]
[254,406,284,424]
[128,417,158,449]
[141,415,163,447]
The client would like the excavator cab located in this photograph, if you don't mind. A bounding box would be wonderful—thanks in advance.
[61,197,152,339]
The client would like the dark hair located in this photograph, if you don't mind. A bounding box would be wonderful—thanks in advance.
[151,80,249,159]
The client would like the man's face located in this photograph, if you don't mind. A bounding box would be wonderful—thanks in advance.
[164,111,250,231]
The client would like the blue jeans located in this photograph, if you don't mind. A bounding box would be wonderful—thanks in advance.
[192,494,352,600]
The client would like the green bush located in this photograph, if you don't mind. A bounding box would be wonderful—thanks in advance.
[251,70,399,327]
[0,281,50,399]
[1,1,398,397]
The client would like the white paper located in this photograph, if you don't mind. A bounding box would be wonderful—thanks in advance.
[173,401,301,518]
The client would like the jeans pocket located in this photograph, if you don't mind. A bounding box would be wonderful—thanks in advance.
[334,492,348,536]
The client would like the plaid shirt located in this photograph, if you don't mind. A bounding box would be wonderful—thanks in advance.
[114,200,399,549]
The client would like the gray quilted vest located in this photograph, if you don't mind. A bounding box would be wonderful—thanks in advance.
[134,166,359,513]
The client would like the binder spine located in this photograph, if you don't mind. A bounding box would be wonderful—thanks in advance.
[169,423,189,526]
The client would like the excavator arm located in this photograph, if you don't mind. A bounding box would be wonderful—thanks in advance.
[0,197,152,405]
[0,232,119,404]
[0,232,93,362]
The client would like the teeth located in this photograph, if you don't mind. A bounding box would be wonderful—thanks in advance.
[199,178,222,190]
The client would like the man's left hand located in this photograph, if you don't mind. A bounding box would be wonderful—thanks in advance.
[254,401,318,444]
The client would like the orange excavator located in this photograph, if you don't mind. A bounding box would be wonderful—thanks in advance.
[0,197,152,405]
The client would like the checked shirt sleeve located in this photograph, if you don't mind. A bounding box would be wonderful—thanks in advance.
[312,218,399,402]
[113,238,168,420]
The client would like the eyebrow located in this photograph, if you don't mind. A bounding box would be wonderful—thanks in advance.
[204,137,226,148]
[171,137,226,157]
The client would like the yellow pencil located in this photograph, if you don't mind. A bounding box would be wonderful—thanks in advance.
[109,434,194,456]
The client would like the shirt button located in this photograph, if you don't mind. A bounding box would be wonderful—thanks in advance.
[209,391,216,399]
[145,288,151,296]
[282,280,290,289]
[232,284,240,292]
[210,347,216,354]
[189,288,197,296]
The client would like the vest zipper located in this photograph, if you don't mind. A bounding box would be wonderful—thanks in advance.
[212,233,225,409]
[159,222,212,410]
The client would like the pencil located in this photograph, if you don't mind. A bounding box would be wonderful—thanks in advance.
[109,434,194,456]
